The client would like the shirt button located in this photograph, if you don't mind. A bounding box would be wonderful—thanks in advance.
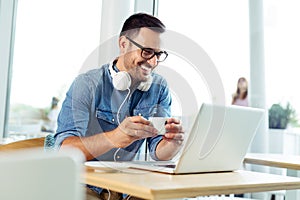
[138,113,142,116]
[112,118,115,122]
[117,156,120,159]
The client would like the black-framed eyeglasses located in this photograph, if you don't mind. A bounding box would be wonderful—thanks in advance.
[126,36,168,62]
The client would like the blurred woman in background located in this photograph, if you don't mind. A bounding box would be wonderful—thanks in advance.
[232,77,248,107]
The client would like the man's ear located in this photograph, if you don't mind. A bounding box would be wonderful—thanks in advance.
[119,36,128,54]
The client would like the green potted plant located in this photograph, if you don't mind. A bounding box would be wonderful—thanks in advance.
[268,102,297,129]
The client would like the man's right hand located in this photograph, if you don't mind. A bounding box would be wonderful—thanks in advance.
[104,116,158,148]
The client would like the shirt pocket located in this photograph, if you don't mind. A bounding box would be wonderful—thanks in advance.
[96,108,118,131]
[133,106,158,119]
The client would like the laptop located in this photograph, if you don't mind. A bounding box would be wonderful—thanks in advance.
[86,103,264,174]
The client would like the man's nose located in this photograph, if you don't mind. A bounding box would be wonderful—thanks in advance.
[147,55,158,66]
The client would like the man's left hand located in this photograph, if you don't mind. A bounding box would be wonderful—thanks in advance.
[163,118,184,145]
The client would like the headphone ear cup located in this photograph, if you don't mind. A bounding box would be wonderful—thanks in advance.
[109,63,152,91]
[112,71,131,91]
[137,75,153,91]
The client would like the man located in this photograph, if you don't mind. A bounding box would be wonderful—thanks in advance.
[54,13,184,199]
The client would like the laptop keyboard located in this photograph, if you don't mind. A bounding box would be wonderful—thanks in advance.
[127,161,176,168]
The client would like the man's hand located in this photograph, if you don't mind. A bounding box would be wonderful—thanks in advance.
[155,118,185,160]
[104,116,158,148]
[163,118,184,145]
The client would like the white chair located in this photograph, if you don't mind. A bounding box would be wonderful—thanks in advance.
[0,147,84,200]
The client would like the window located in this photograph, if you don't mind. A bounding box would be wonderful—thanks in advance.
[264,0,300,125]
[7,0,101,140]
[157,0,250,109]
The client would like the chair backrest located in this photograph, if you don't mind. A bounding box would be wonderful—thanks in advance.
[0,139,84,200]
[0,148,84,200]
[0,137,45,151]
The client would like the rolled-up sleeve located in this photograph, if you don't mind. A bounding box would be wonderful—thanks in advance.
[54,74,93,148]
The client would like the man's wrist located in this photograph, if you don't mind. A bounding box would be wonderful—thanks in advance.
[103,132,121,148]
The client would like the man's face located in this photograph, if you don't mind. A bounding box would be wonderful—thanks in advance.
[122,28,161,82]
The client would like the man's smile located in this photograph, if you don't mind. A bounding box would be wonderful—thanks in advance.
[140,64,152,76]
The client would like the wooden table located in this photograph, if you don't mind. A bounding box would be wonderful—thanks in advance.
[244,153,300,170]
[0,137,45,151]
[84,168,300,200]
[244,153,300,200]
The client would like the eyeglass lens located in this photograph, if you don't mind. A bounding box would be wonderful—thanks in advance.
[141,49,167,62]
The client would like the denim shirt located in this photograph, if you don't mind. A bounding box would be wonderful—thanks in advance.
[54,63,172,161]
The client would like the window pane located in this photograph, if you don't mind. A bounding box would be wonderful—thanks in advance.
[7,0,101,140]
[264,0,300,125]
[157,0,249,107]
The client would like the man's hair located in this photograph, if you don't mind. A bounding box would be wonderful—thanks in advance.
[120,13,165,37]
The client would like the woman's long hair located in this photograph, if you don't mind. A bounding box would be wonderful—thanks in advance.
[232,77,248,104]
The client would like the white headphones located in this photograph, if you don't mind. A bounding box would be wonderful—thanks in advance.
[109,62,152,91]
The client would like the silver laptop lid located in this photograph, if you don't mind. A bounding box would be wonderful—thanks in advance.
[175,103,264,174]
